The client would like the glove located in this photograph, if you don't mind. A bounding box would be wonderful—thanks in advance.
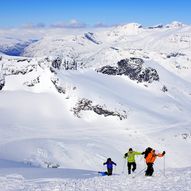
[162,151,166,155]
[141,152,145,155]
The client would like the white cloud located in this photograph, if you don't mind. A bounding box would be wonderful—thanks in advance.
[93,22,118,28]
[22,23,46,29]
[51,19,87,28]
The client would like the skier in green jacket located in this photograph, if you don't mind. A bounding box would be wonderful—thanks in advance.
[124,148,142,174]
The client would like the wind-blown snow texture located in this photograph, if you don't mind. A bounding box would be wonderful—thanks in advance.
[0,21,191,190]
[0,167,191,191]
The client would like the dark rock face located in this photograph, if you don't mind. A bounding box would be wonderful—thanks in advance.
[73,98,127,120]
[0,76,5,90]
[52,57,62,69]
[97,58,159,83]
[148,24,163,29]
[162,85,168,92]
[5,65,36,75]
[166,52,185,58]
[117,58,143,80]
[127,57,144,65]
[63,60,77,70]
[138,67,159,83]
[110,47,119,51]
[181,133,191,140]
[24,76,40,87]
[97,65,118,75]
[17,58,31,63]
[51,78,66,94]
[84,32,101,45]
[50,57,78,71]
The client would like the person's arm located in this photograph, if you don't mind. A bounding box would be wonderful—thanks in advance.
[124,153,128,158]
[157,151,165,157]
[103,162,107,165]
[134,151,142,155]
[112,161,117,166]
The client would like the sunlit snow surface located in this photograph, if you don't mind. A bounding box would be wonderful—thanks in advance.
[0,22,191,190]
[0,162,190,191]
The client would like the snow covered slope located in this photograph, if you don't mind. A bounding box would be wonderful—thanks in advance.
[0,164,191,191]
[0,22,191,190]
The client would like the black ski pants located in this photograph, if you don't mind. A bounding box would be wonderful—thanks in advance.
[145,163,154,176]
[107,168,113,176]
[127,162,136,174]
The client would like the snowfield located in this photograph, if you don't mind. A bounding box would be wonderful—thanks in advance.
[0,21,191,190]
[0,165,191,191]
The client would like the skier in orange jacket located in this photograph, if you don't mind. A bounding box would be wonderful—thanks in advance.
[143,147,165,176]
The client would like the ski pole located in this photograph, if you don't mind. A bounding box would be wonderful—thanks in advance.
[164,155,166,176]
[113,165,116,175]
[121,159,126,174]
[132,167,146,178]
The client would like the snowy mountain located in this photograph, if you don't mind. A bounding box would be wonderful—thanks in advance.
[0,22,191,190]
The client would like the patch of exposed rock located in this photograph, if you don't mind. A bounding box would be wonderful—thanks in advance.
[0,74,5,90]
[97,58,159,83]
[24,76,40,87]
[51,78,66,94]
[73,98,127,120]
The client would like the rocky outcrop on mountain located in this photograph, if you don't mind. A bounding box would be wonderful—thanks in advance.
[97,58,159,83]
[0,56,37,77]
[17,58,32,63]
[84,32,101,45]
[51,57,62,69]
[162,85,168,92]
[24,76,40,87]
[50,56,78,71]
[3,64,36,75]
[166,52,185,58]
[51,78,66,94]
[148,24,163,29]
[63,59,78,70]
[97,65,118,75]
[181,132,191,140]
[73,98,127,120]
[0,74,5,90]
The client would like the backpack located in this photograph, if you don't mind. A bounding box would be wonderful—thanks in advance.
[144,147,152,159]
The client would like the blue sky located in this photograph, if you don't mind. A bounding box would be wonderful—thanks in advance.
[0,0,191,28]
